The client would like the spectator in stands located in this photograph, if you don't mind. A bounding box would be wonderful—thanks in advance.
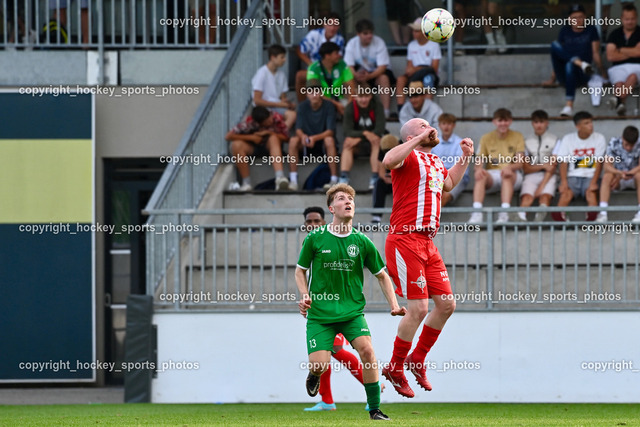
[395,18,441,110]
[605,3,640,116]
[553,111,606,221]
[385,0,412,45]
[225,106,289,192]
[482,0,507,53]
[190,0,216,44]
[399,81,443,129]
[431,113,470,207]
[519,110,560,222]
[48,0,89,45]
[287,80,339,191]
[252,44,296,130]
[295,13,344,102]
[601,0,635,41]
[542,4,604,117]
[372,134,399,224]
[339,83,386,189]
[344,19,395,119]
[307,42,357,116]
[597,125,640,223]
[469,108,525,224]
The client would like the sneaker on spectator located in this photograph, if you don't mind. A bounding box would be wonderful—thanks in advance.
[338,176,349,185]
[632,211,640,223]
[616,100,626,116]
[559,105,573,117]
[551,211,567,222]
[369,176,378,190]
[239,183,252,192]
[276,176,289,191]
[496,212,509,224]
[580,61,593,76]
[595,213,607,223]
[585,211,598,222]
[607,96,618,110]
[517,212,527,222]
[288,181,298,191]
[533,211,547,222]
[495,30,507,53]
[323,181,337,190]
[468,212,483,224]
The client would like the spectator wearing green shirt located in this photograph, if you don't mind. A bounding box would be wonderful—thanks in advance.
[307,42,357,116]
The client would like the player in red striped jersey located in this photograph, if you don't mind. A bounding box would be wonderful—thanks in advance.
[381,118,473,397]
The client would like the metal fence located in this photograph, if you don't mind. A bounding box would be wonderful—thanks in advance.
[145,206,640,312]
[0,0,297,49]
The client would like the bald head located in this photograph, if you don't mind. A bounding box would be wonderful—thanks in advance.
[400,118,439,147]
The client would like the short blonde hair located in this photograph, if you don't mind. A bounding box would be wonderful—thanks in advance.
[326,183,356,207]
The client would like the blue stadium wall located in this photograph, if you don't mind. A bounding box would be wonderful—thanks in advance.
[0,93,95,381]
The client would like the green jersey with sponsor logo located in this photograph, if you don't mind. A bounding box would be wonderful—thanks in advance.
[297,224,385,323]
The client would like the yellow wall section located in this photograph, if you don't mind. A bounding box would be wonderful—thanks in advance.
[0,139,93,223]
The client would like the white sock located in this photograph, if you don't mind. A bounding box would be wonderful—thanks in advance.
[485,32,496,45]
[289,172,298,183]
[473,202,483,209]
[330,175,338,183]
[501,203,510,208]
[600,202,608,217]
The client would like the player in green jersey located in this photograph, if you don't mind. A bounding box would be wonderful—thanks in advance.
[295,183,406,421]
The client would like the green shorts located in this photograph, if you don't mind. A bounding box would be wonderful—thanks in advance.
[306,315,371,354]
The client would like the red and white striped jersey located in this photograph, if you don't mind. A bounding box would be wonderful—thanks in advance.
[389,150,448,238]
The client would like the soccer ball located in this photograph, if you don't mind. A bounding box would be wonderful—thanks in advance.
[421,8,455,43]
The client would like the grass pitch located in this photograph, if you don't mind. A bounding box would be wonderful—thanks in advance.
[2,402,639,426]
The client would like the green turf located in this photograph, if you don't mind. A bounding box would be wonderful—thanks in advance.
[1,403,639,426]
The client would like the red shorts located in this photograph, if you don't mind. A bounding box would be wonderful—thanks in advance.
[333,333,348,347]
[385,232,451,299]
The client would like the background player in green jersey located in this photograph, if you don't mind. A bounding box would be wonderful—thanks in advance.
[295,183,406,421]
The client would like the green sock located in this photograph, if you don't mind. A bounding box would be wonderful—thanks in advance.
[364,382,380,411]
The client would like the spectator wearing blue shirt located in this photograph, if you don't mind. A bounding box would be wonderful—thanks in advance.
[431,113,469,206]
[597,125,640,223]
[295,13,344,102]
[543,4,604,117]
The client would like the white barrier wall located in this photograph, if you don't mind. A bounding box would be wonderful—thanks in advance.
[152,311,640,403]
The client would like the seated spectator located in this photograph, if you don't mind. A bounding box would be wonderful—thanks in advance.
[395,18,441,110]
[344,19,395,119]
[542,4,604,117]
[605,3,640,116]
[399,81,443,128]
[553,111,606,221]
[339,83,386,189]
[295,13,344,102]
[372,134,400,224]
[307,42,357,116]
[252,44,296,129]
[431,113,469,207]
[597,125,640,223]
[225,106,289,191]
[482,0,507,53]
[48,0,89,44]
[519,110,560,222]
[385,0,412,45]
[469,108,525,224]
[287,80,339,190]
[602,0,635,42]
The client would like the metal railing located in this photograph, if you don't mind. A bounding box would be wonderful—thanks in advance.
[145,206,640,312]
[0,0,296,49]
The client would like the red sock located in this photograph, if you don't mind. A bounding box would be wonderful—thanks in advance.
[319,364,333,404]
[390,336,413,373]
[333,349,363,384]
[411,325,441,362]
